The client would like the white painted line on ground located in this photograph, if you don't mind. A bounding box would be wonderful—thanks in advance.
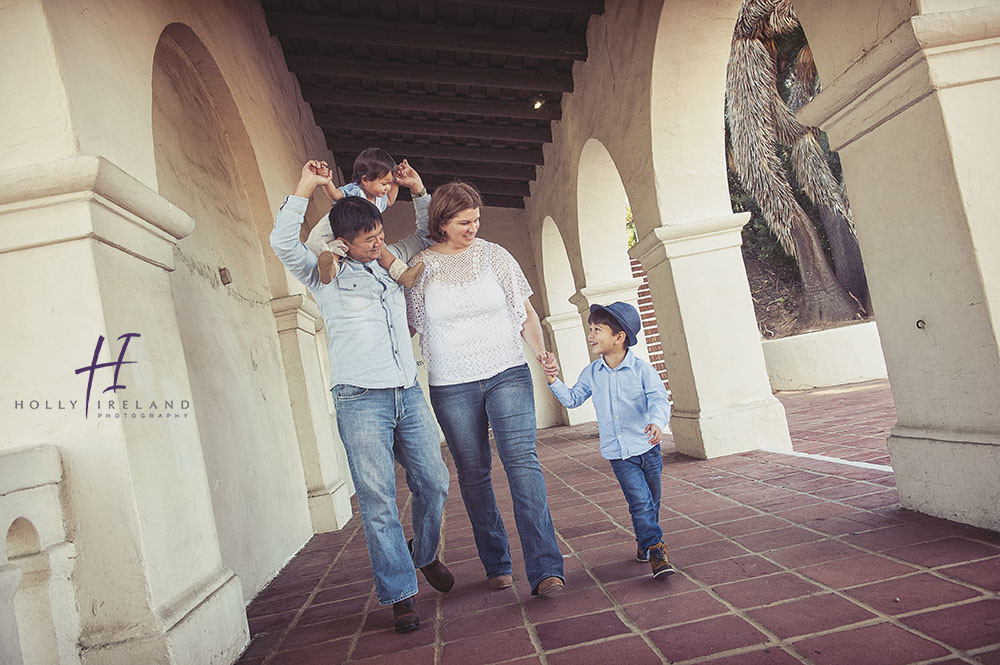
[763,449,894,474]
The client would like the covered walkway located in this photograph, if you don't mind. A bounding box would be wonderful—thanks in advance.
[236,382,1000,665]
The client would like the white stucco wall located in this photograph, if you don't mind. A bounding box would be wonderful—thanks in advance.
[763,322,888,391]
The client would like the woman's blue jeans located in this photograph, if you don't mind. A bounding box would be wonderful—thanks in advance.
[609,444,663,551]
[332,382,449,605]
[429,364,564,592]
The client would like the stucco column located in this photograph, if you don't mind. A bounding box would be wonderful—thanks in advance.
[542,312,598,425]
[569,278,652,364]
[797,5,1000,531]
[630,215,792,459]
[271,295,354,531]
[0,564,24,665]
[0,156,246,665]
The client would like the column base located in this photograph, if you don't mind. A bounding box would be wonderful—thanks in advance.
[671,397,792,459]
[81,571,246,665]
[308,480,355,532]
[888,431,1000,532]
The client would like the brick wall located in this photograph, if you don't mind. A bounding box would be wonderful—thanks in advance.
[631,258,671,393]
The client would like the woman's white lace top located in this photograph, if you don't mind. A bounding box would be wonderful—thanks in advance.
[407,239,532,386]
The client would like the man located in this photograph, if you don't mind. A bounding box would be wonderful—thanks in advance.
[270,159,452,633]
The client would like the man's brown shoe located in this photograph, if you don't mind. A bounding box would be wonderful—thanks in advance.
[420,559,455,592]
[532,576,565,596]
[392,597,420,633]
[488,574,514,590]
[407,538,454,592]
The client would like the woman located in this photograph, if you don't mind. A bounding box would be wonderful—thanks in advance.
[407,182,565,596]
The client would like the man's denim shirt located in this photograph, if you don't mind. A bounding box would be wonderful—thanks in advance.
[549,350,671,460]
[270,193,432,390]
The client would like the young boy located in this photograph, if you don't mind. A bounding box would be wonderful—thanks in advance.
[544,302,675,578]
[307,148,425,287]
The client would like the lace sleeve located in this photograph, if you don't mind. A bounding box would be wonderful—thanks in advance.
[488,242,533,327]
[405,250,431,335]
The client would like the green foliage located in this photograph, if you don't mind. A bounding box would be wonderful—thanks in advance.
[625,206,637,249]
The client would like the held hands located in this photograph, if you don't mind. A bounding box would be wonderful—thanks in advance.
[395,159,424,193]
[294,160,333,198]
[645,423,663,445]
[538,352,560,384]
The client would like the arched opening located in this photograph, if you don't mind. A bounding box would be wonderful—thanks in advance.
[6,517,57,664]
[539,216,575,316]
[576,138,633,286]
[152,23,311,599]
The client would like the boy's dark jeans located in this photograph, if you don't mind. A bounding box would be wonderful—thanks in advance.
[610,444,664,550]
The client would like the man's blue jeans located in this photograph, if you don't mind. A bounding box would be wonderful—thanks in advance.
[332,382,449,605]
[609,444,663,551]
[429,364,564,592]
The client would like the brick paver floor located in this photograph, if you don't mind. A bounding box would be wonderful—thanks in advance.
[236,381,999,665]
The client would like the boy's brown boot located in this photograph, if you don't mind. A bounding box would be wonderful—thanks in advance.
[394,261,425,289]
[648,542,675,578]
[318,250,338,284]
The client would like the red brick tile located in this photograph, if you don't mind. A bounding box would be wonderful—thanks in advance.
[940,557,1000,591]
[698,646,804,665]
[685,555,783,585]
[246,593,308,619]
[441,601,525,641]
[273,636,353,665]
[546,636,662,665]
[648,614,768,661]
[768,539,866,568]
[976,648,1000,665]
[748,592,877,638]
[524,586,616,624]
[535,610,630,650]
[845,572,982,615]
[603,573,699,606]
[668,527,724,548]
[239,631,282,661]
[439,583,518,616]
[442,627,536,665]
[281,614,363,649]
[711,514,789,537]
[798,554,917,588]
[712,572,823,608]
[311,580,372,605]
[842,523,968,552]
[900,599,1000,650]
[591,558,652,585]
[298,595,368,626]
[777,502,859,526]
[352,644,436,665]
[248,610,298,636]
[734,526,825,552]
[621,589,730,630]
[792,622,948,665]
[689,505,761,524]
[886,538,1000,568]
[565,528,631,552]
[671,539,748,565]
[558,519,619,539]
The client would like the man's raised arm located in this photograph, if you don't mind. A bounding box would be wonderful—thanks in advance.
[270,160,331,290]
[388,159,433,263]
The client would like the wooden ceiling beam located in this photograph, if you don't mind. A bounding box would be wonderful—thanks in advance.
[420,177,531,198]
[329,136,543,165]
[317,112,551,144]
[334,155,537,182]
[304,86,561,121]
[399,190,525,209]
[285,54,573,93]
[266,11,586,60]
[446,0,603,14]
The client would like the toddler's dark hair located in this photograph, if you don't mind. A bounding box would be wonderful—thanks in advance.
[351,148,396,184]
[588,309,629,347]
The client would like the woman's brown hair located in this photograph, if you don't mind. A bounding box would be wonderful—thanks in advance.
[428,182,483,243]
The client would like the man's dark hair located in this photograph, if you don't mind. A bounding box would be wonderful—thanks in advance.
[351,147,396,183]
[329,197,382,242]
[588,308,629,347]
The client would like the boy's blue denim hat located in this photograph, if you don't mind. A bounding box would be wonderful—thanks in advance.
[590,301,641,347]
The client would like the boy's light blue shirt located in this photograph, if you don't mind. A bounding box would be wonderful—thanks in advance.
[340,182,388,212]
[270,193,431,389]
[549,350,671,460]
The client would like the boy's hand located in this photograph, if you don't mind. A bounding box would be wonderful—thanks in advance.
[294,160,333,198]
[539,352,560,384]
[395,159,425,193]
[645,423,662,445]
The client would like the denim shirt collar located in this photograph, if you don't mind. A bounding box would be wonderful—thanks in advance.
[598,349,637,373]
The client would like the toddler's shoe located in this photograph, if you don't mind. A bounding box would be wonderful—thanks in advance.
[318,250,338,284]
[636,544,649,562]
[648,541,675,578]
[389,260,425,289]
